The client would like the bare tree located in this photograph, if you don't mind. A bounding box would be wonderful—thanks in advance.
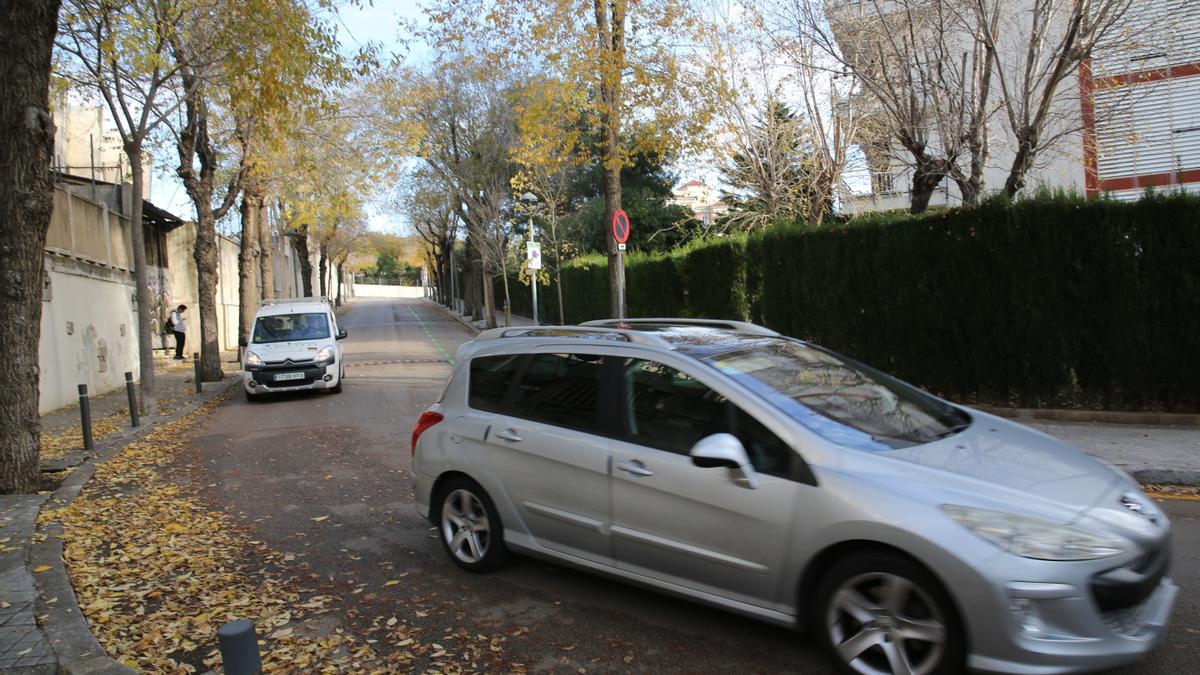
[971,0,1135,196]
[770,0,996,211]
[57,0,211,412]
[0,0,61,493]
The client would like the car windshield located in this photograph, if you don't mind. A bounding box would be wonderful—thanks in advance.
[706,339,971,451]
[252,312,330,344]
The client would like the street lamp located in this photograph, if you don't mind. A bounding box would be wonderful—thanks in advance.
[520,192,539,325]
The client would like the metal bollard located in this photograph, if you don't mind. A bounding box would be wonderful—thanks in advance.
[217,619,262,675]
[78,384,94,451]
[124,372,139,427]
[193,352,202,393]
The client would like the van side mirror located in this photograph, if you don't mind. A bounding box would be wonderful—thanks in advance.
[690,433,760,489]
[336,329,348,340]
[238,336,247,347]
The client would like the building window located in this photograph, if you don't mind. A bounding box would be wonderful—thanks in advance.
[872,171,895,194]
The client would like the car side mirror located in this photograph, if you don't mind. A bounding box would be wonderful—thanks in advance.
[690,433,760,489]
[336,329,348,340]
[238,336,247,347]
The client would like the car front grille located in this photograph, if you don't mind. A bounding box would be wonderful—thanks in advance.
[1090,541,1170,614]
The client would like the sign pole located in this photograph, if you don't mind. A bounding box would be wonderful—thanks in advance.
[616,248,625,319]
[529,216,539,325]
[611,209,630,320]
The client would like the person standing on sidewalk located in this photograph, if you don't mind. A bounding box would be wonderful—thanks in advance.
[169,304,188,360]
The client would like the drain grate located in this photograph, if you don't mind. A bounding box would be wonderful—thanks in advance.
[345,358,449,368]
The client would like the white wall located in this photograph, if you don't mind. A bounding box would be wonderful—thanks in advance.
[39,255,139,414]
[352,284,425,298]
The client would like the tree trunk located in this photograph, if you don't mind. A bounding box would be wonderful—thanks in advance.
[0,0,60,493]
[553,223,565,325]
[1003,128,1039,198]
[294,224,313,296]
[481,259,496,329]
[237,186,262,348]
[910,156,947,214]
[258,198,275,301]
[192,214,223,380]
[175,71,231,382]
[318,241,328,298]
[126,145,158,413]
[597,0,626,318]
[335,261,344,306]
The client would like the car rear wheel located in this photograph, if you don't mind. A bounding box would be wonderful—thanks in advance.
[435,478,509,572]
[814,550,964,675]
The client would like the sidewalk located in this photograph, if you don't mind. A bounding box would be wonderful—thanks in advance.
[431,298,536,334]
[39,352,238,471]
[0,360,241,674]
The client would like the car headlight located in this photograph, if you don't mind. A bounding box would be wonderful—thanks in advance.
[942,505,1128,561]
[317,346,336,364]
[245,350,262,366]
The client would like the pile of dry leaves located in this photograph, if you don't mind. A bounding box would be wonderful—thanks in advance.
[46,393,518,673]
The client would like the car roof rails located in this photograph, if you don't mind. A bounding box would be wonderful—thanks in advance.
[474,325,674,350]
[580,317,780,337]
[258,296,332,308]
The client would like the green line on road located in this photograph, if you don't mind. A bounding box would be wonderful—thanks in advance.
[408,305,455,365]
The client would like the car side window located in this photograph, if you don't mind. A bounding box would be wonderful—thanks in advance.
[622,358,793,478]
[468,354,523,413]
[510,353,604,433]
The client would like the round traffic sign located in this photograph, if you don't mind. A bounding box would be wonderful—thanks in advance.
[611,209,630,244]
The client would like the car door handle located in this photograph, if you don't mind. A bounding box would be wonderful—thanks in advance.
[494,428,523,443]
[616,460,654,477]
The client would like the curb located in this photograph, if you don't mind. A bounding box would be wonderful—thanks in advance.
[1129,468,1200,488]
[29,375,240,674]
[423,298,482,335]
[979,406,1200,427]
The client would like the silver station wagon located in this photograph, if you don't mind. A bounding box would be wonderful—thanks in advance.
[411,319,1176,674]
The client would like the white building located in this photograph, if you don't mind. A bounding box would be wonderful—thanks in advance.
[672,180,729,225]
[836,0,1200,213]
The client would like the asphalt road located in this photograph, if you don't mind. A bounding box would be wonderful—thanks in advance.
[186,296,1198,673]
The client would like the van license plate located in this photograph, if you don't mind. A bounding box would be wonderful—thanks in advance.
[274,372,305,382]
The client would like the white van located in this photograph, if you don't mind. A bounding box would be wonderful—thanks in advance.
[239,297,347,400]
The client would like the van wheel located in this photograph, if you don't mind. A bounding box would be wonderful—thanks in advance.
[813,550,964,675]
[244,389,259,403]
[434,477,510,573]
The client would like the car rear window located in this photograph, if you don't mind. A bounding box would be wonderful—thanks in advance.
[468,353,605,434]
[707,340,971,451]
[468,355,522,413]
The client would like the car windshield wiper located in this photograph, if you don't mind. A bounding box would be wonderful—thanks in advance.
[934,421,972,438]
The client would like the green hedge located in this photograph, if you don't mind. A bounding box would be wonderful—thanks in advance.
[536,193,1200,410]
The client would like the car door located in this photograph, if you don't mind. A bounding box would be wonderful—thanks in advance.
[457,350,615,566]
[609,356,803,609]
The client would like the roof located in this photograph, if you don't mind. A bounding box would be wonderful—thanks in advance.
[54,172,185,232]
[473,319,788,359]
[256,297,333,316]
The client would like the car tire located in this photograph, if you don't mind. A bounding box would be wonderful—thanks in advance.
[330,378,343,394]
[244,389,259,403]
[813,550,965,675]
[434,477,510,573]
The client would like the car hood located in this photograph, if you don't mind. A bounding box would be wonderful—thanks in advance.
[875,411,1122,515]
[250,340,327,363]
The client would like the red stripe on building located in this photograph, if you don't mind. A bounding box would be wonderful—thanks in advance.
[1079,59,1100,198]
[1097,168,1200,193]
[1093,61,1200,89]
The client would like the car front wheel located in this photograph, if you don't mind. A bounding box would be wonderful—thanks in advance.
[436,478,509,572]
[814,550,964,675]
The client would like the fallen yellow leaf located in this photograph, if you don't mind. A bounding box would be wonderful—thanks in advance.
[383,580,400,587]
[310,515,329,523]
[32,565,51,573]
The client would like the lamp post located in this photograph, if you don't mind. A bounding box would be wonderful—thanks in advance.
[520,192,539,325]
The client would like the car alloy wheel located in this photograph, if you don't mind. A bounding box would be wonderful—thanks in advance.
[825,572,948,675]
[441,488,491,564]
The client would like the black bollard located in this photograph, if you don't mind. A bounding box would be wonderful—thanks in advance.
[217,619,262,675]
[124,372,139,427]
[78,384,94,451]
[193,352,202,393]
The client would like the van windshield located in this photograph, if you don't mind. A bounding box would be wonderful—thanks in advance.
[252,313,330,343]
[706,340,971,451]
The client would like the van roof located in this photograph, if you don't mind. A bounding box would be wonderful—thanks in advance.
[256,300,332,317]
